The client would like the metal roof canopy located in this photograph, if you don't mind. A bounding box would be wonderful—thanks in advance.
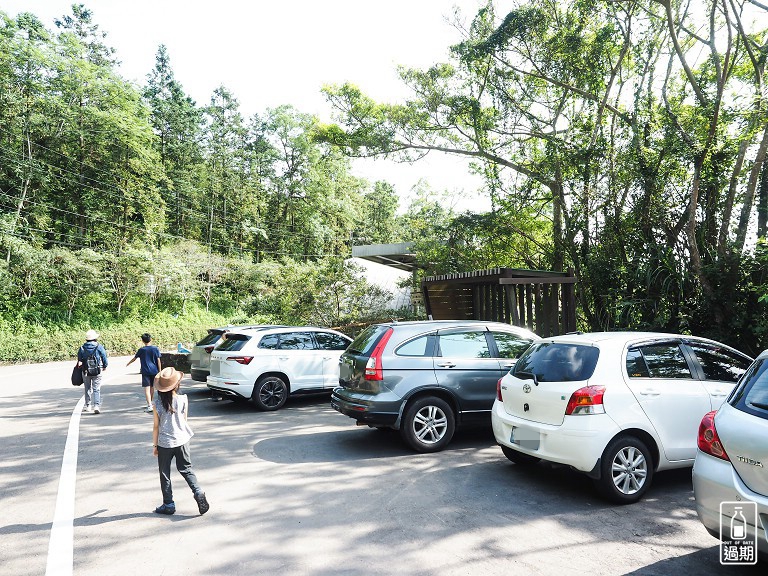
[422,267,577,337]
[351,242,417,272]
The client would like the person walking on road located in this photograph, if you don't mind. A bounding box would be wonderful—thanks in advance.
[127,333,162,412]
[77,329,108,414]
[151,367,209,516]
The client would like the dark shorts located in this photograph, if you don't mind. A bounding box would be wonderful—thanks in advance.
[142,373,157,388]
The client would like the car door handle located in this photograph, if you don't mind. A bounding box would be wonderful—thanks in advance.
[279,356,289,361]
[436,362,456,368]
[323,356,333,360]
[501,363,515,369]
[711,389,730,396]
[638,388,660,396]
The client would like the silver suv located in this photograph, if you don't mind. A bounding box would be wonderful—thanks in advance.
[331,320,539,452]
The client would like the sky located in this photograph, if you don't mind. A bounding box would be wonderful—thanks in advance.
[2,0,491,212]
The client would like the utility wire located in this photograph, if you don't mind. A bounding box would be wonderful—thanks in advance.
[0,143,359,244]
[0,191,349,260]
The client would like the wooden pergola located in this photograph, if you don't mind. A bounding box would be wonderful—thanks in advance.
[422,267,578,337]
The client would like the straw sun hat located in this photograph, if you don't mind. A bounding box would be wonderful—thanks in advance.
[154,367,183,392]
[85,329,99,341]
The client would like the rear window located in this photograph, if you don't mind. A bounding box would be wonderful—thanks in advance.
[347,325,389,356]
[217,333,249,352]
[730,358,768,420]
[197,330,224,346]
[513,342,599,382]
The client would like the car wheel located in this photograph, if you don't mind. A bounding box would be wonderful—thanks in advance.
[400,396,455,453]
[500,444,540,465]
[595,435,654,504]
[252,375,288,411]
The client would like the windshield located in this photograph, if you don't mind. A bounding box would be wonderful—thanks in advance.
[513,342,600,382]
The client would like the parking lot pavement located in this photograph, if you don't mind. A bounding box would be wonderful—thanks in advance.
[1,360,765,576]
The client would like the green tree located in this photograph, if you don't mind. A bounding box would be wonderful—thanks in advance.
[0,234,48,311]
[107,246,152,315]
[357,181,400,244]
[144,45,205,236]
[47,247,104,322]
[318,0,768,350]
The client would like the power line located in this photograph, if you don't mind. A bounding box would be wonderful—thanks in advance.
[0,192,351,260]
[0,143,360,245]
[0,124,357,239]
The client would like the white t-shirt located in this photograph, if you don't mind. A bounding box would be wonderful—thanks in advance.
[154,393,194,448]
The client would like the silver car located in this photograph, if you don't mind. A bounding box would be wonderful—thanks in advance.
[692,349,768,560]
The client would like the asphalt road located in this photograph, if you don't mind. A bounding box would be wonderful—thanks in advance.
[0,359,763,576]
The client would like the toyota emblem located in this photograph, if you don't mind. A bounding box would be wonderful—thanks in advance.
[523,383,532,393]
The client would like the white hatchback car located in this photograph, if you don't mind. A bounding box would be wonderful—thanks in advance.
[492,332,752,503]
[206,326,352,411]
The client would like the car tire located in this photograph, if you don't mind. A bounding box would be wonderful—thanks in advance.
[500,444,540,465]
[252,375,288,411]
[400,396,455,453]
[594,435,654,504]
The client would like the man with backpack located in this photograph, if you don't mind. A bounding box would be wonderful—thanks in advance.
[77,329,109,414]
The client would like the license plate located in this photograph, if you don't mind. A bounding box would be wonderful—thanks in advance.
[510,426,540,450]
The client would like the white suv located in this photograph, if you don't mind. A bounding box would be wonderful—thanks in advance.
[492,332,751,503]
[206,326,352,411]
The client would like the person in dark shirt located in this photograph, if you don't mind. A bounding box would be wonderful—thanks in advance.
[127,333,162,413]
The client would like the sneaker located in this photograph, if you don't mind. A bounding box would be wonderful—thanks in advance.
[93,406,100,414]
[145,405,154,413]
[83,405,92,413]
[154,503,176,515]
[194,492,210,515]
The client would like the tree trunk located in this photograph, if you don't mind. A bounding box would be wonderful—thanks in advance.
[735,122,768,251]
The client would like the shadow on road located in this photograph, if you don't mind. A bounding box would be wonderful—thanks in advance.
[622,547,765,575]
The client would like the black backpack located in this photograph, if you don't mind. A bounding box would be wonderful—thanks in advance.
[84,348,102,376]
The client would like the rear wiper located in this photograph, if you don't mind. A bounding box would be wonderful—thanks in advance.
[749,401,768,411]
[516,371,539,386]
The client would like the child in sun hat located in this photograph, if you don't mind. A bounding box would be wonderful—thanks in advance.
[151,367,209,516]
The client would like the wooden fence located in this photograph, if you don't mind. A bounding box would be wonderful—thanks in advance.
[421,267,577,337]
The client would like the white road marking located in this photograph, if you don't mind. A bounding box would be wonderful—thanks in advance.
[45,394,85,576]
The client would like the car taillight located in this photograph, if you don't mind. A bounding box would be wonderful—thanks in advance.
[565,385,606,415]
[364,328,394,381]
[229,356,254,365]
[697,410,730,461]
[204,346,215,354]
[497,378,504,401]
